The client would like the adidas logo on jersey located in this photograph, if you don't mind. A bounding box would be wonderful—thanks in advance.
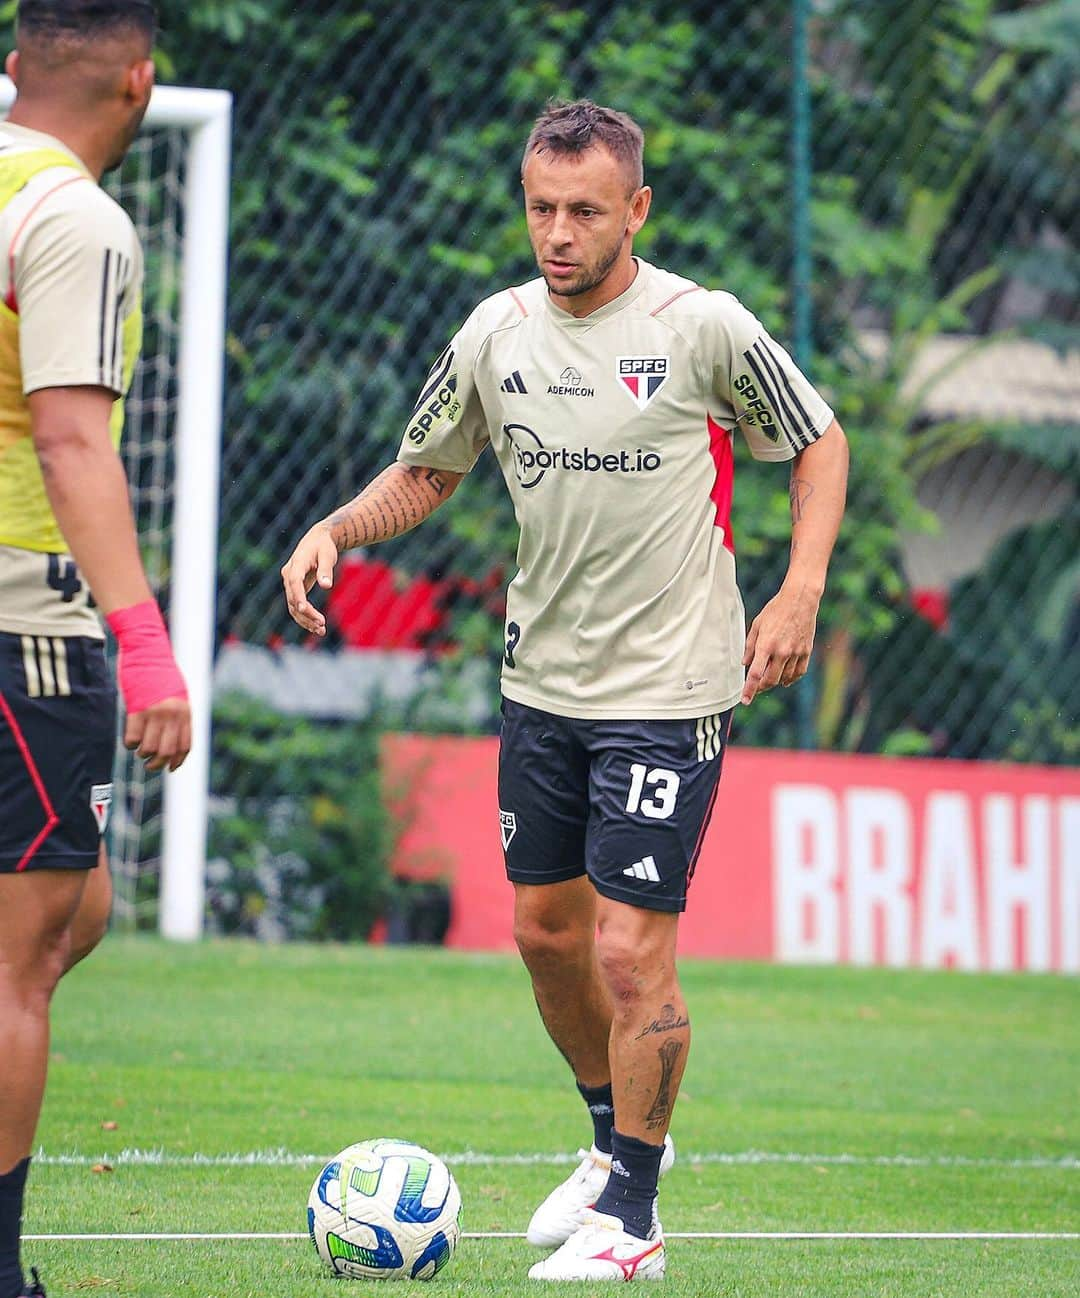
[623,855,660,882]
[501,370,528,394]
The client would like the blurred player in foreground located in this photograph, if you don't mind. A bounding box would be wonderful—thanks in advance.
[283,99,848,1281]
[0,4,189,1295]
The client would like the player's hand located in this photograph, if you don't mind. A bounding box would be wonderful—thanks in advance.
[281,522,339,636]
[741,586,820,705]
[123,694,192,772]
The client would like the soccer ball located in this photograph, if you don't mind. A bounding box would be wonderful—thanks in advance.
[308,1138,462,1281]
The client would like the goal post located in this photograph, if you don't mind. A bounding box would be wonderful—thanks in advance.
[150,87,231,942]
[0,79,231,941]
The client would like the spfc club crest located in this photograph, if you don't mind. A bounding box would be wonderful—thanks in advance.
[499,809,517,850]
[617,355,669,410]
[90,782,113,834]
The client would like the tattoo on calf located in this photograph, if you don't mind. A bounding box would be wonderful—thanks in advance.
[644,1038,683,1130]
[635,1003,690,1040]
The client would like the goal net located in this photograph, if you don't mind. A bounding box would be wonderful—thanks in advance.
[0,80,231,938]
[104,127,182,928]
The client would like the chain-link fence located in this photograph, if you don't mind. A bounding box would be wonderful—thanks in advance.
[151,0,1075,769]
[4,1,1076,928]
[104,129,185,924]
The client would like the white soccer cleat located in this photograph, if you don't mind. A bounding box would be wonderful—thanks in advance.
[527,1207,665,1282]
[526,1134,675,1248]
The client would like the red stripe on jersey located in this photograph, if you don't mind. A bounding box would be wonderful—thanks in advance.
[5,174,87,314]
[650,285,702,316]
[707,414,735,553]
[508,287,528,317]
[0,687,60,871]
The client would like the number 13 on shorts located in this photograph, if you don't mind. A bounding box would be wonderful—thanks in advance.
[625,764,681,819]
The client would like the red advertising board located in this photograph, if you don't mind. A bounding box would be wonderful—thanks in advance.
[383,737,1080,973]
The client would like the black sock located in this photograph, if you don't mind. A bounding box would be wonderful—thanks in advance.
[593,1129,663,1239]
[0,1158,29,1298]
[575,1081,615,1156]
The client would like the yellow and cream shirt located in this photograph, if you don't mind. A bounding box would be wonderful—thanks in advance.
[0,122,143,638]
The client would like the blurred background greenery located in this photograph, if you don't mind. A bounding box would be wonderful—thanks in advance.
[3,1,1074,931]
[133,0,1078,758]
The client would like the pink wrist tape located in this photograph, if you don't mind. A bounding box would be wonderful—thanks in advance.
[106,600,188,714]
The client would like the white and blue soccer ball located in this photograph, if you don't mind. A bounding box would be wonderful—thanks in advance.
[308,1138,462,1281]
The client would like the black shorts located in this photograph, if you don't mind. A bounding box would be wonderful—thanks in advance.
[0,632,116,873]
[498,698,732,913]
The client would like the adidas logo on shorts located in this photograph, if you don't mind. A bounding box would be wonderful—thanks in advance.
[622,855,660,882]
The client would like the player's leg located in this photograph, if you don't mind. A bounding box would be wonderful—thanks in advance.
[0,869,87,1298]
[592,898,685,1216]
[39,639,115,978]
[588,714,729,1234]
[528,710,730,1281]
[64,844,111,972]
[500,699,604,1077]
[514,878,625,1247]
[0,632,117,1296]
[513,877,611,1084]
[499,701,622,1242]
[528,901,681,1283]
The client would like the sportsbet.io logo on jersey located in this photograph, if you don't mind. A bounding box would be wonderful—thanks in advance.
[504,422,662,489]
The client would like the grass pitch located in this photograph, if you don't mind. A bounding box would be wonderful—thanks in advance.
[27,938,1079,1295]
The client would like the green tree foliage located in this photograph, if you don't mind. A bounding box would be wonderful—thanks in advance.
[2,1,1069,759]
[206,694,394,939]
[167,1,1080,762]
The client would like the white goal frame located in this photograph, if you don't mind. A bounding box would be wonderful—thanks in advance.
[0,80,231,941]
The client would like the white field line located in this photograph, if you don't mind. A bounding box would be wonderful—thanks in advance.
[21,1231,1080,1243]
[33,1148,1079,1171]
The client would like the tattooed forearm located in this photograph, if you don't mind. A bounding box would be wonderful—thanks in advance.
[422,467,450,496]
[326,463,460,552]
[790,476,815,524]
[634,1003,690,1040]
[644,1038,683,1130]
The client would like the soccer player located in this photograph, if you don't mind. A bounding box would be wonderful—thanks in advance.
[282,100,848,1281]
[0,5,189,1296]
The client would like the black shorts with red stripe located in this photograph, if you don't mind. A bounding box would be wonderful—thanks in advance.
[0,631,116,873]
[498,698,732,913]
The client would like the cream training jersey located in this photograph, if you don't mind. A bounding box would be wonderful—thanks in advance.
[0,122,144,639]
[397,258,833,720]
